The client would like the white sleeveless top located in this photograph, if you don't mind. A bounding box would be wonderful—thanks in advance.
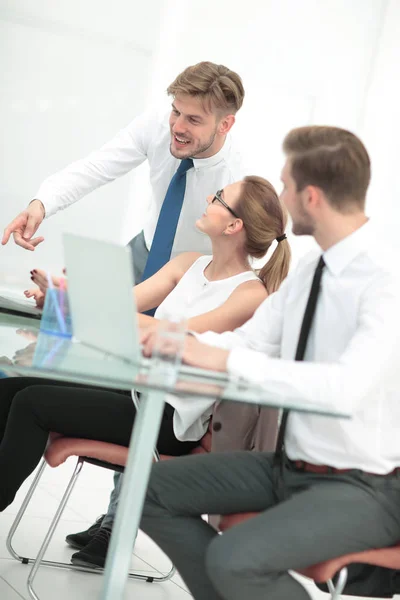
[152,255,259,441]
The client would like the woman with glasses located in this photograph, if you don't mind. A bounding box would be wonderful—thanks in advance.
[0,176,290,519]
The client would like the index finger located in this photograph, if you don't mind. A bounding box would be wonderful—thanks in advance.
[2,212,27,245]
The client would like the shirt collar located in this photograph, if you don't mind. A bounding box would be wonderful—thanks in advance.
[191,134,231,170]
[323,220,372,276]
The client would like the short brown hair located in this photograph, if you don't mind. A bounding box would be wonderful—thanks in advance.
[237,176,291,294]
[167,61,244,114]
[283,126,371,212]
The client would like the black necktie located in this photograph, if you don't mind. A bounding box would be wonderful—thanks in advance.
[275,255,325,460]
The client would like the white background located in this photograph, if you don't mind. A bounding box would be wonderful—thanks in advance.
[1,0,399,288]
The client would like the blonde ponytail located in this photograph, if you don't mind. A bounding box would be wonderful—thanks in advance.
[258,238,291,293]
[236,176,291,294]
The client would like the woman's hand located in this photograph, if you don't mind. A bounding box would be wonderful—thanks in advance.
[26,267,67,308]
[24,287,45,308]
[30,268,62,293]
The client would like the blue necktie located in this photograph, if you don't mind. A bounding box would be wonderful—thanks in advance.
[141,158,193,316]
[141,158,194,282]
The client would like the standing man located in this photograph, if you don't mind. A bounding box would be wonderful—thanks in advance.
[139,126,400,600]
[2,61,245,281]
[2,61,247,566]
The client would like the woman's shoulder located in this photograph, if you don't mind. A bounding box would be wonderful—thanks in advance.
[173,252,209,269]
[231,278,269,299]
[171,252,208,279]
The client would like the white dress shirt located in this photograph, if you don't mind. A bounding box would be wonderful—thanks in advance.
[35,109,246,256]
[197,222,400,474]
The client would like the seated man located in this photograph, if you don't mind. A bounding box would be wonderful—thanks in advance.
[139,125,400,600]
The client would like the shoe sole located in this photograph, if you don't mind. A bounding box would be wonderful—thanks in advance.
[70,556,105,569]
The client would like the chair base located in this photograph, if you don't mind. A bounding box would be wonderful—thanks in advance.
[327,567,348,600]
[6,458,175,600]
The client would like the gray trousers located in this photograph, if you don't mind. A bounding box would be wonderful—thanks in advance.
[102,231,148,529]
[140,451,400,600]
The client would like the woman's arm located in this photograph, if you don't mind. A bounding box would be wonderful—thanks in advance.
[29,254,201,323]
[135,252,202,324]
[141,280,268,355]
[186,280,268,334]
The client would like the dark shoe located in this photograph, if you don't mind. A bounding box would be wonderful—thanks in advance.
[65,515,105,550]
[70,526,111,568]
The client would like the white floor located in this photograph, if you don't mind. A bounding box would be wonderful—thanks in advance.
[0,459,397,600]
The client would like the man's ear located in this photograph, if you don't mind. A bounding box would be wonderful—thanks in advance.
[304,185,323,210]
[218,114,235,135]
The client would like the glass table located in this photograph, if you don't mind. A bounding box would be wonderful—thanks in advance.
[0,311,351,599]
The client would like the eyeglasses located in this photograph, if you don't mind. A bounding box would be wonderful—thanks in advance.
[212,190,240,219]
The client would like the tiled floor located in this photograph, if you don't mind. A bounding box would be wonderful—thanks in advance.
[0,459,398,599]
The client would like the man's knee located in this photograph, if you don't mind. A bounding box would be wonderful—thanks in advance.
[205,534,258,590]
[205,535,291,600]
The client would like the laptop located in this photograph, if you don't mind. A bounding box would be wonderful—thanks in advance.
[63,233,227,381]
[0,289,42,320]
[63,233,140,364]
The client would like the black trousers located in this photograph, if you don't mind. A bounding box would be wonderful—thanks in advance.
[0,377,199,511]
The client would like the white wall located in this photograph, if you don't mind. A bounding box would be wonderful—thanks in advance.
[146,0,391,264]
[0,0,164,287]
[360,0,400,244]
[1,0,399,290]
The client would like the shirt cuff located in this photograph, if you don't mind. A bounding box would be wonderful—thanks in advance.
[226,347,269,384]
[33,188,57,218]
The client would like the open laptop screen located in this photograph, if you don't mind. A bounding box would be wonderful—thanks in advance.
[63,233,140,364]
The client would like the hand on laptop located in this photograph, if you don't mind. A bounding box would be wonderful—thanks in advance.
[25,268,67,308]
[30,268,64,293]
[23,288,45,308]
[24,269,64,308]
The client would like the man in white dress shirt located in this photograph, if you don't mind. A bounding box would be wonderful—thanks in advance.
[139,126,400,600]
[2,61,245,274]
[1,61,247,567]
